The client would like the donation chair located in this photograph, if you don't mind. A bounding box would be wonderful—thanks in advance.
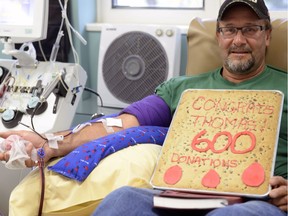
[8,17,287,216]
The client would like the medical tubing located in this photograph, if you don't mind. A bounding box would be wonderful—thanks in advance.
[49,31,64,62]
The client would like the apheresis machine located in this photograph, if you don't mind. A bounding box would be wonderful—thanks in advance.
[0,0,87,133]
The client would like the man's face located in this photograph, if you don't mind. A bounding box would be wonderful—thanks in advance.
[216,5,271,75]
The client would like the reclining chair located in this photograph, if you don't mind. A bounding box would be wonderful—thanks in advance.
[8,17,287,216]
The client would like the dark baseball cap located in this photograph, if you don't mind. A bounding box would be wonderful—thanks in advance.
[217,0,270,21]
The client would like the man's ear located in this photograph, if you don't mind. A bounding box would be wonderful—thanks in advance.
[216,32,221,45]
[265,29,272,46]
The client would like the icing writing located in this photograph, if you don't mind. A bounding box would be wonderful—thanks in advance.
[192,96,274,115]
[169,130,256,170]
[191,130,256,154]
[171,153,238,168]
[190,115,259,131]
[190,96,273,131]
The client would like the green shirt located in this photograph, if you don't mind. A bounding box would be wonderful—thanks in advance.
[155,65,287,178]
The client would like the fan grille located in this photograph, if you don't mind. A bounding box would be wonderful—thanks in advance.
[102,31,168,104]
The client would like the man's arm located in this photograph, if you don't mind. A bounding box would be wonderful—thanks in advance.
[49,113,140,159]
[0,94,171,167]
[0,113,139,166]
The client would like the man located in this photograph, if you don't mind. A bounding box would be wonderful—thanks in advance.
[91,0,287,215]
[0,0,287,215]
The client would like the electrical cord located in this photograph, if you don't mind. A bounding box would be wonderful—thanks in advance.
[84,87,104,107]
[30,102,44,133]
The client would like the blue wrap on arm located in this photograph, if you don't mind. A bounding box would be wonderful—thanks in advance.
[48,126,168,182]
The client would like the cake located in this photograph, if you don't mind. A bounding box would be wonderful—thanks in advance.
[151,89,283,197]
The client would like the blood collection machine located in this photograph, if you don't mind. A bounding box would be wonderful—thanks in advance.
[0,0,87,133]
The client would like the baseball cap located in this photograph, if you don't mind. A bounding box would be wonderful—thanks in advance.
[217,0,270,21]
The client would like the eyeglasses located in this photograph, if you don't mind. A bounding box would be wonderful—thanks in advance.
[217,25,267,38]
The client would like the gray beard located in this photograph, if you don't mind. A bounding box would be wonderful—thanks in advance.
[224,55,255,75]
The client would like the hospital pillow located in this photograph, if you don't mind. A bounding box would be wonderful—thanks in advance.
[9,144,161,216]
[48,126,168,181]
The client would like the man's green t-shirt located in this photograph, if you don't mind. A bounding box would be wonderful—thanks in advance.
[155,66,287,178]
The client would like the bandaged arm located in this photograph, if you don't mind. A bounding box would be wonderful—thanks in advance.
[50,95,171,159]
[0,95,170,166]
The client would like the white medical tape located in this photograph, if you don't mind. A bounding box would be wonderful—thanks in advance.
[105,118,123,127]
[45,133,64,149]
[96,118,122,133]
[98,119,114,133]
[72,122,92,133]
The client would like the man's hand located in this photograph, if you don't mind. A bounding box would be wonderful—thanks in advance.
[0,150,9,162]
[269,176,288,212]
[0,130,48,167]
[0,130,45,148]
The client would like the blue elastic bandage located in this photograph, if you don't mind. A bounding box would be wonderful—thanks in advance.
[48,126,168,182]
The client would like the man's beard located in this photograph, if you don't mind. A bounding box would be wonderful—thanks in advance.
[224,49,255,75]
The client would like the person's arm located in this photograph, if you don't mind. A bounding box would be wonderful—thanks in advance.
[49,94,171,159]
[49,113,139,158]
[0,113,139,166]
[269,176,288,212]
[0,94,171,167]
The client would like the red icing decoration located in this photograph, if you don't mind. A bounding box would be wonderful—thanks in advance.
[191,130,255,154]
[202,169,221,188]
[191,130,210,152]
[231,131,256,154]
[210,131,232,153]
[242,162,265,187]
[164,165,183,185]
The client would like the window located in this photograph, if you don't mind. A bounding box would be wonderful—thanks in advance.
[112,0,204,9]
[265,0,287,11]
[97,0,287,26]
[112,0,287,11]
